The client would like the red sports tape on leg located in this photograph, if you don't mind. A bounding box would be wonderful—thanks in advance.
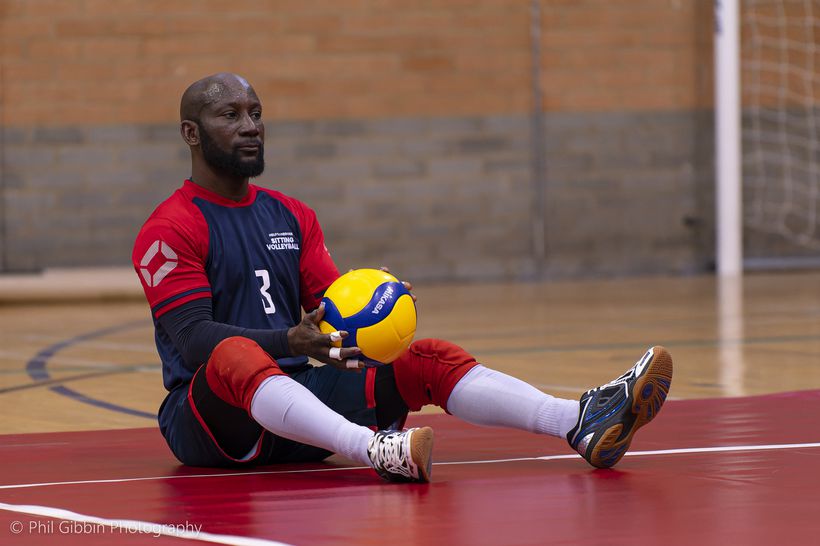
[391,338,479,413]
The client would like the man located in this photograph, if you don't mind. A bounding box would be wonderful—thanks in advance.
[132,73,673,482]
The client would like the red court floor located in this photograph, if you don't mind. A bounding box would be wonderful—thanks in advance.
[2,390,820,545]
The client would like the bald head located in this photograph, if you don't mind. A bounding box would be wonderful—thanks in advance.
[179,72,265,185]
[180,72,257,122]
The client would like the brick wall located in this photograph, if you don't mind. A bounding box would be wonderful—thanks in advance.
[1,0,534,124]
[540,1,713,111]
[0,1,719,278]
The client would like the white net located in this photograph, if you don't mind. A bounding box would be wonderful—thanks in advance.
[742,0,820,251]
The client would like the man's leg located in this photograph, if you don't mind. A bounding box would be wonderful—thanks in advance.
[202,337,432,482]
[391,338,578,436]
[391,339,673,468]
[249,375,374,465]
[447,365,581,438]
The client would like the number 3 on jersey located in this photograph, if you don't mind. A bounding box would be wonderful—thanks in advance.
[255,269,276,315]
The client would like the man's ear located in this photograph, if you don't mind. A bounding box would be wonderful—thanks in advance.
[180,120,200,146]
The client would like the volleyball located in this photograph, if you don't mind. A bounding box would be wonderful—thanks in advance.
[319,268,417,364]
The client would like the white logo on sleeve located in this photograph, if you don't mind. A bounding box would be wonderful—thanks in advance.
[139,240,178,287]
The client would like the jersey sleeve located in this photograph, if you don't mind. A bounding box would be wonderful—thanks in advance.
[132,216,212,319]
[297,205,340,311]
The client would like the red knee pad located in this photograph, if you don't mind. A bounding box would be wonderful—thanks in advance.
[391,338,479,413]
[205,336,285,414]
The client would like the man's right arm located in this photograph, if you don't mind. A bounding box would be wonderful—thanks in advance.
[157,297,290,370]
[158,297,363,372]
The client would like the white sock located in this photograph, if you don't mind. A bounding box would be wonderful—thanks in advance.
[250,375,374,466]
[446,365,580,438]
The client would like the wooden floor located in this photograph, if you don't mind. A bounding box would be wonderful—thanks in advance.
[1,270,818,435]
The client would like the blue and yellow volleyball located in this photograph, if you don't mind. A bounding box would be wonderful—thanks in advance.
[319,268,417,364]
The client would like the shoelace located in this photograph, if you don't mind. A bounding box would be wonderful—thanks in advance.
[374,432,414,478]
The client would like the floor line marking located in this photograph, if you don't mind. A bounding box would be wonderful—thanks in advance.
[0,502,292,546]
[0,367,151,395]
[0,349,143,369]
[617,442,820,457]
[1,441,818,491]
[25,320,157,420]
[19,333,158,353]
[0,466,364,491]
[469,333,820,357]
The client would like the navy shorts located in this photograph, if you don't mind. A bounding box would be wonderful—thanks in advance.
[159,364,385,468]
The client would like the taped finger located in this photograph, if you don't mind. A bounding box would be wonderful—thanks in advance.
[329,331,343,343]
[345,358,361,369]
[329,347,342,360]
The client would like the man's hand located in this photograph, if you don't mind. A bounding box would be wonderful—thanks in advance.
[379,265,417,303]
[287,302,363,371]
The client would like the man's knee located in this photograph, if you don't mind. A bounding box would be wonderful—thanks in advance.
[205,336,285,413]
[391,338,479,412]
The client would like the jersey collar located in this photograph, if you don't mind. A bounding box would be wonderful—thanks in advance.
[183,179,259,207]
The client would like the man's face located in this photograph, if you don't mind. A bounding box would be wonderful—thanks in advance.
[197,80,265,178]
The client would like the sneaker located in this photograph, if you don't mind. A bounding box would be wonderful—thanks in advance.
[567,346,673,469]
[367,427,434,483]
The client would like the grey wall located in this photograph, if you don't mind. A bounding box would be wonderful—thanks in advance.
[1,111,716,280]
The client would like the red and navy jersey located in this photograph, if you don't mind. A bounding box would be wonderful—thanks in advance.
[133,179,339,392]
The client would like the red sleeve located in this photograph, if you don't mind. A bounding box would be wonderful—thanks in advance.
[296,205,340,311]
[132,213,211,319]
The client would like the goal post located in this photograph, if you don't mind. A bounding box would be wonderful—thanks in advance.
[716,0,744,277]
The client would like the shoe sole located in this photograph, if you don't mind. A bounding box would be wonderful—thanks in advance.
[409,426,434,482]
[588,346,673,468]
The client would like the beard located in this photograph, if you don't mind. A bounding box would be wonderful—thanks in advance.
[199,127,265,178]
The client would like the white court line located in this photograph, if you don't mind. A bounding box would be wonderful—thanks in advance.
[0,502,292,546]
[436,441,820,465]
[1,441,819,492]
[0,466,372,491]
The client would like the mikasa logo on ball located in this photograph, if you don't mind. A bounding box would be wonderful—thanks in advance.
[372,285,394,314]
